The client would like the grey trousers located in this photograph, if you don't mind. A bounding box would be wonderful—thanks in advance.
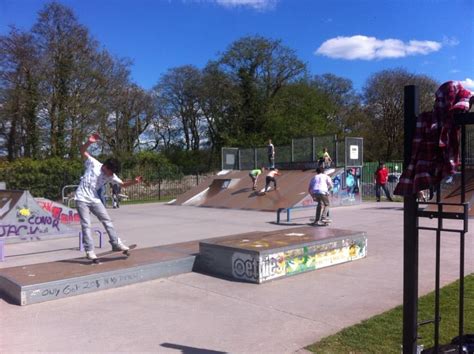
[313,193,330,221]
[76,201,119,251]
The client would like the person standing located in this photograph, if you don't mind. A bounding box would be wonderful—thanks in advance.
[322,147,332,169]
[264,169,281,193]
[308,167,333,225]
[111,183,121,208]
[75,133,142,260]
[249,167,264,190]
[267,139,275,169]
[374,161,393,202]
[346,168,356,201]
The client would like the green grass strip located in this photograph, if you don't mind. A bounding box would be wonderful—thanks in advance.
[307,274,473,353]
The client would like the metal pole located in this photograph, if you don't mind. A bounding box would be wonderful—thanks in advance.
[402,85,419,354]
[459,124,466,351]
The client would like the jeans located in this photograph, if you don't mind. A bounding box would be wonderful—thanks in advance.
[76,201,119,251]
[313,193,330,221]
[375,183,392,201]
[268,155,275,168]
[265,176,277,192]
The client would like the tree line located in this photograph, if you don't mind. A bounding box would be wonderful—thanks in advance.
[1,2,440,170]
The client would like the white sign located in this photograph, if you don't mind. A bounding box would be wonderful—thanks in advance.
[350,145,359,160]
[225,154,235,165]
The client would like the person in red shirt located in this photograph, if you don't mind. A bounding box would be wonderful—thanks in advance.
[374,161,393,202]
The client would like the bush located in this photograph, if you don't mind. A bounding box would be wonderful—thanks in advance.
[0,158,83,200]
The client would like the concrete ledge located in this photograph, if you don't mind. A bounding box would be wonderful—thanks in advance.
[197,226,367,283]
[0,243,198,305]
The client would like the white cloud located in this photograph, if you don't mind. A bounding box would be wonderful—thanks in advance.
[315,35,442,60]
[215,0,277,10]
[450,69,460,73]
[442,36,460,47]
[461,78,474,90]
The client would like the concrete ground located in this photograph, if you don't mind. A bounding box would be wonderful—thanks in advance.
[1,202,473,353]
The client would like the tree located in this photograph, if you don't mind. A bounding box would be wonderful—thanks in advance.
[362,68,438,161]
[217,36,307,145]
[0,27,41,160]
[311,73,362,136]
[153,66,203,151]
[264,82,333,144]
[32,2,102,157]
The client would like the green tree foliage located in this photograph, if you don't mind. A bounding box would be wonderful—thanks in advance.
[215,36,307,146]
[362,68,438,161]
[264,82,333,144]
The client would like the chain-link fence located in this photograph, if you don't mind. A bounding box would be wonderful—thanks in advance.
[361,161,403,199]
[222,135,340,170]
[66,168,213,207]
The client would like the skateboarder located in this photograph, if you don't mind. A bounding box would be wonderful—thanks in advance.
[267,139,275,169]
[249,167,264,190]
[75,133,142,260]
[264,168,281,193]
[308,166,333,225]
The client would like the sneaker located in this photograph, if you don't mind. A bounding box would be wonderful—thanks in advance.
[316,221,327,226]
[86,250,97,260]
[112,242,129,252]
[322,217,332,223]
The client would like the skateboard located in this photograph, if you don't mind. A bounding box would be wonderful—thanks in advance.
[90,244,137,264]
[308,218,332,226]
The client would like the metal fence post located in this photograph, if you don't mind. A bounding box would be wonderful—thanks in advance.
[312,137,316,162]
[254,148,258,169]
[291,139,294,163]
[402,85,419,354]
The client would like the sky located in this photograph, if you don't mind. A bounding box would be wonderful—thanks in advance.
[1,0,473,92]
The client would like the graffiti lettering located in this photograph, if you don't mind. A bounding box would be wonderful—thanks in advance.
[33,272,142,300]
[0,219,60,238]
[36,199,80,224]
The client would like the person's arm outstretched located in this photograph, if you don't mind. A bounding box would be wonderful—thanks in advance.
[80,133,100,160]
[121,176,143,188]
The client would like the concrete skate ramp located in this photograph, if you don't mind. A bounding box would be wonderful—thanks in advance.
[173,169,345,212]
[0,190,73,241]
[427,169,474,216]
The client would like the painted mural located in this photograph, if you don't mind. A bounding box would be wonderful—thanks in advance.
[296,167,362,208]
[231,237,368,283]
[0,191,72,240]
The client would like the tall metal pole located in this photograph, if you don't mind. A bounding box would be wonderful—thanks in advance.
[403,85,419,354]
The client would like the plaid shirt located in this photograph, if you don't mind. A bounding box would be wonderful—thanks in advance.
[394,81,472,196]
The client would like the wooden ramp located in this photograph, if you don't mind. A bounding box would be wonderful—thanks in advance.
[173,169,354,212]
[426,169,474,216]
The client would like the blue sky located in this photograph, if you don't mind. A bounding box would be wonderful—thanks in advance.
[1,0,473,92]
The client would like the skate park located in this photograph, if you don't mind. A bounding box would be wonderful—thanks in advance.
[2,2,474,351]
[1,131,473,352]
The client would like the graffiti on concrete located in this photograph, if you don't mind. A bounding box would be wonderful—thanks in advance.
[231,237,367,282]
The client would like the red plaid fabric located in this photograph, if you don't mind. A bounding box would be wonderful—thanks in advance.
[394,81,472,196]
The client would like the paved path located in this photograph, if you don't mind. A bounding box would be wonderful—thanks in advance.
[1,202,472,353]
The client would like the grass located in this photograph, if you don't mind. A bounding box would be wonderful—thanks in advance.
[307,274,474,353]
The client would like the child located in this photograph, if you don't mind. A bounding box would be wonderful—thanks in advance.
[308,167,333,225]
[346,168,356,201]
[75,133,142,260]
[322,147,332,169]
[249,167,264,190]
[264,169,281,193]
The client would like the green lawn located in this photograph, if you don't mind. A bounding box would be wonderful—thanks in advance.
[307,274,474,354]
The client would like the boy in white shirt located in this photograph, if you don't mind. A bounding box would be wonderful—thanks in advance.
[75,133,142,260]
[308,166,333,225]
